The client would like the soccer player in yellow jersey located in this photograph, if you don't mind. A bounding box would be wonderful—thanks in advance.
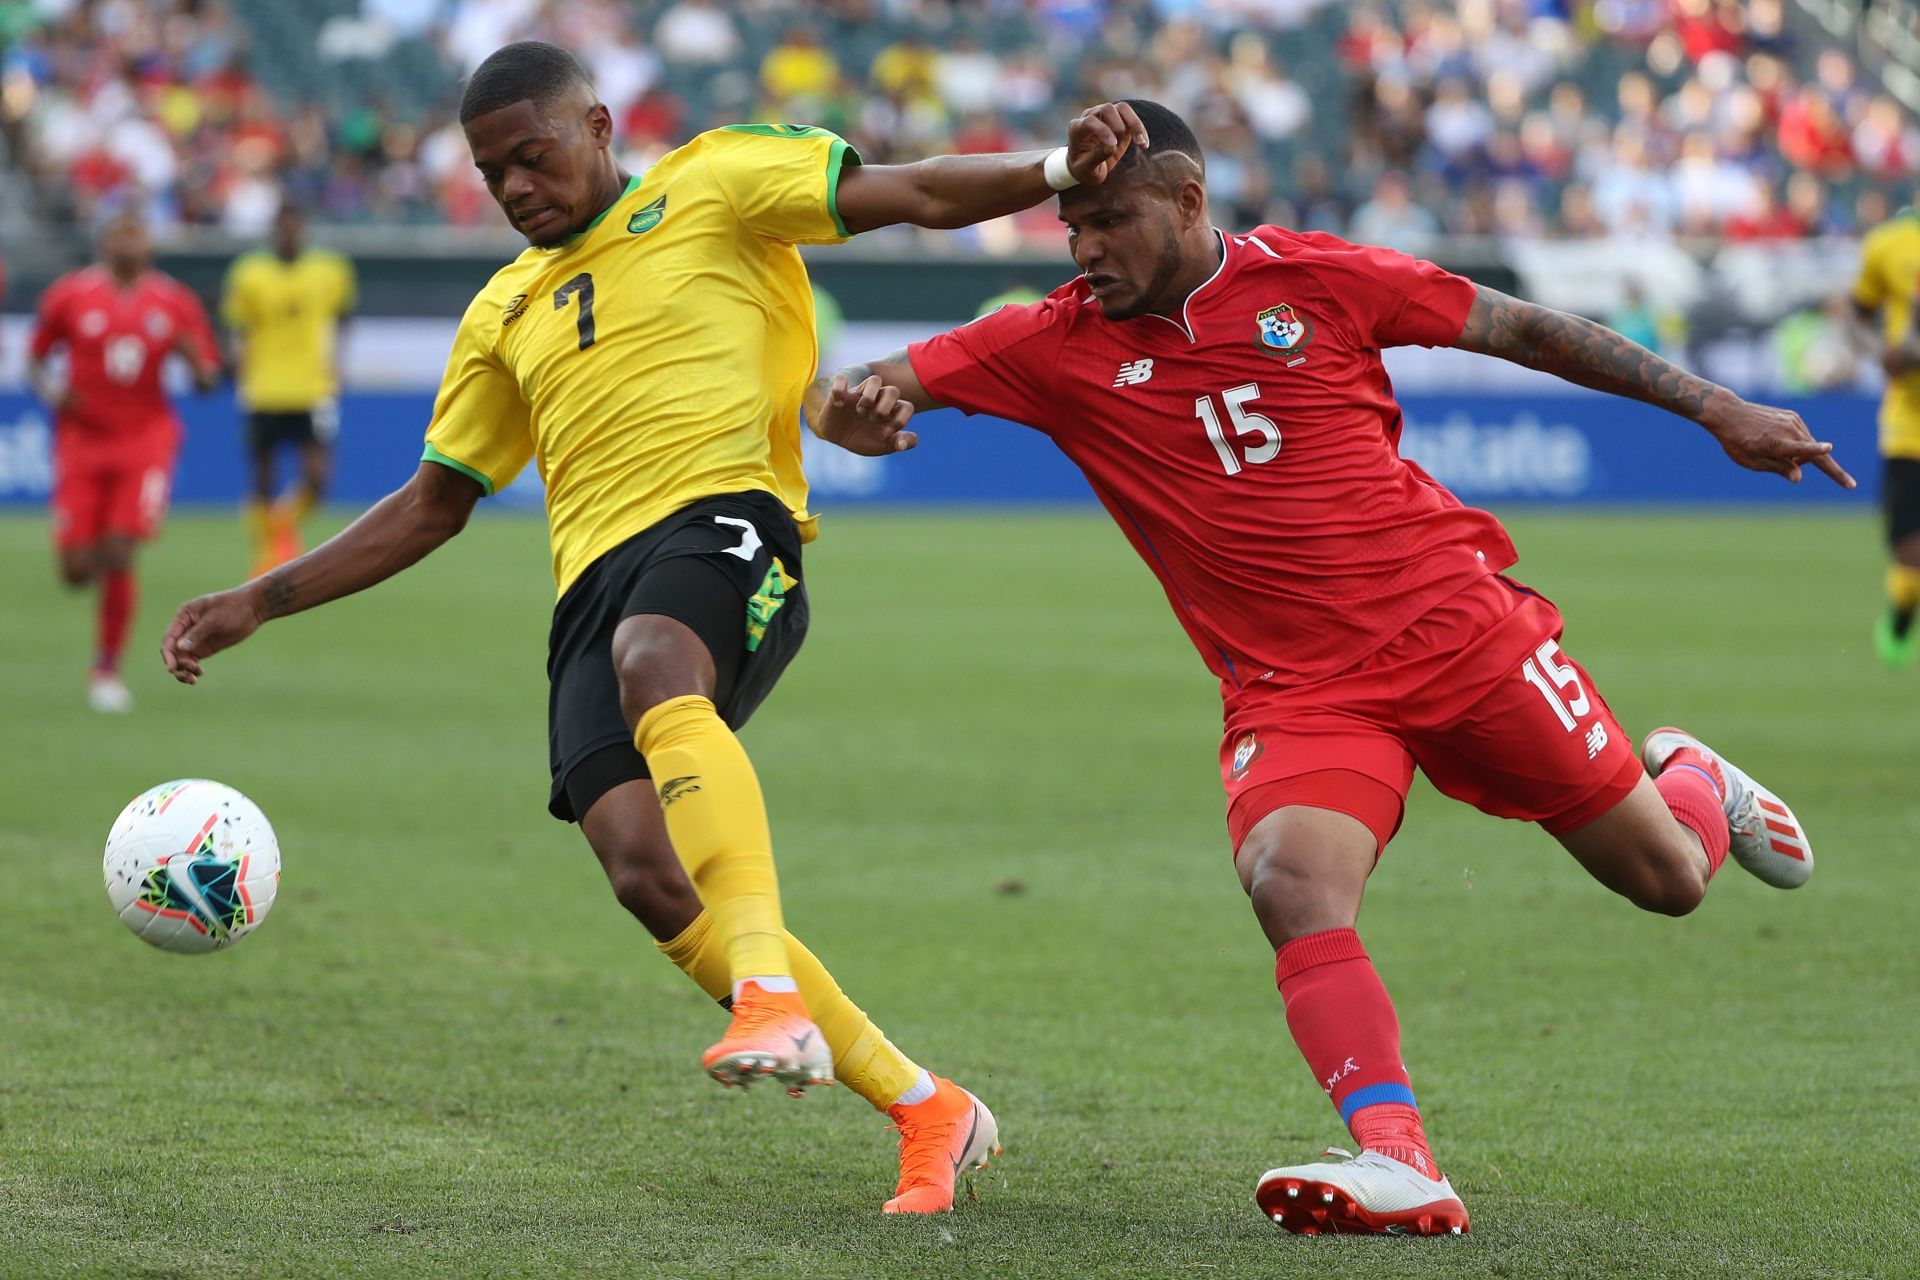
[1852,206,1920,668]
[222,204,356,575]
[162,40,1146,1213]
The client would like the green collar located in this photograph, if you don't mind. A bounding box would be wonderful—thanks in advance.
[543,173,642,250]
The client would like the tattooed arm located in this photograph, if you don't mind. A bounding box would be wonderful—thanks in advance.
[161,460,483,684]
[802,347,947,456]
[1455,284,1855,488]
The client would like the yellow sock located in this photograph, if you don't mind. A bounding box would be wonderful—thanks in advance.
[246,500,273,555]
[275,487,316,526]
[658,911,924,1110]
[1887,564,1920,615]
[636,695,791,981]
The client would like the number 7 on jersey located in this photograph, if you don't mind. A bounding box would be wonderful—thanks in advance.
[555,273,596,350]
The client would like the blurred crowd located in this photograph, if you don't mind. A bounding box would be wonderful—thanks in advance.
[0,0,1914,248]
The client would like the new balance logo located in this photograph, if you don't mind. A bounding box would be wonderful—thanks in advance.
[1112,358,1154,387]
[1584,723,1609,760]
[659,775,702,806]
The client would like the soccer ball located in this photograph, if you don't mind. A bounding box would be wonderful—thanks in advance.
[103,779,281,954]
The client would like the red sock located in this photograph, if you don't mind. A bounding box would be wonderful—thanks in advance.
[1655,762,1730,878]
[97,569,135,674]
[1275,927,1439,1179]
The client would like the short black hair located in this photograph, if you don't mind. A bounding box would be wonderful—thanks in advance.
[460,41,594,124]
[1114,99,1205,180]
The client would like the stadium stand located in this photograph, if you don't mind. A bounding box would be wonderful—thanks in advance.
[0,0,1914,249]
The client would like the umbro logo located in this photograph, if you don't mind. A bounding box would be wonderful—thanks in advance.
[658,775,702,806]
[1112,358,1154,387]
[501,293,530,327]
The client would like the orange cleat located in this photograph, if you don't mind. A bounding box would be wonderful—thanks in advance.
[270,517,302,568]
[701,981,834,1093]
[881,1076,1000,1214]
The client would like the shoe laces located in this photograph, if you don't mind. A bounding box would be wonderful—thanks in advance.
[723,989,796,1038]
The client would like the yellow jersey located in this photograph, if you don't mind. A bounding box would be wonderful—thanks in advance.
[222,248,356,411]
[1853,208,1920,460]
[422,125,857,596]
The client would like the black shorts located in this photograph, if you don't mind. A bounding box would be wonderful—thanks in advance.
[247,403,338,452]
[547,489,810,823]
[1887,457,1920,547]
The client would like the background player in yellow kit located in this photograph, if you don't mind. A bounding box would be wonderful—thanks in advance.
[1852,207,1920,668]
[161,41,1145,1214]
[222,204,356,574]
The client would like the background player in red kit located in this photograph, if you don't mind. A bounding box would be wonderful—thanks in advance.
[809,101,1852,1237]
[28,211,220,712]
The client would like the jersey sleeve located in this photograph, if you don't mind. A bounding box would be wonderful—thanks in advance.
[1320,238,1478,349]
[1853,232,1888,311]
[907,296,1072,426]
[220,259,251,330]
[173,284,220,367]
[421,295,534,496]
[27,281,65,360]
[703,124,861,245]
[332,254,358,315]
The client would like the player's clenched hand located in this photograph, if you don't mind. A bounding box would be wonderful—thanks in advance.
[817,373,918,457]
[1066,102,1150,186]
[1702,398,1856,489]
[161,587,266,684]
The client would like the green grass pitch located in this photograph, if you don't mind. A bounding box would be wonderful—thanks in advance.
[2,507,1916,1279]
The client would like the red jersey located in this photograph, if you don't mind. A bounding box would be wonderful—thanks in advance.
[909,227,1519,690]
[28,266,217,457]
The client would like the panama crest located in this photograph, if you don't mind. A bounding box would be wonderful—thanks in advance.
[1256,303,1312,355]
[1230,731,1264,781]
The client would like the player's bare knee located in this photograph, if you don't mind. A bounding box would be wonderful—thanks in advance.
[611,616,714,727]
[1236,839,1358,944]
[603,849,701,936]
[1625,844,1707,917]
[97,539,133,574]
[58,557,93,589]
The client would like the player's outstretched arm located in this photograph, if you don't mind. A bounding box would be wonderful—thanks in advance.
[803,350,944,456]
[24,353,69,412]
[832,104,1147,234]
[161,461,482,684]
[1455,285,1856,489]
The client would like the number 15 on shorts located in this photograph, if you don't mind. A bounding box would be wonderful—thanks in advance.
[1520,639,1590,732]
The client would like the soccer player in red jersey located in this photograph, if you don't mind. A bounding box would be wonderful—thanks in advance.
[809,101,1853,1236]
[28,211,221,712]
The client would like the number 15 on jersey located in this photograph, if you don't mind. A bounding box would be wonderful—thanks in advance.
[1197,383,1281,475]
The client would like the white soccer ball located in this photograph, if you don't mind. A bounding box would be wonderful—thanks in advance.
[103,779,281,954]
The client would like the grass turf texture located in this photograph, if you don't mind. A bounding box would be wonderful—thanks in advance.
[1,508,1915,1280]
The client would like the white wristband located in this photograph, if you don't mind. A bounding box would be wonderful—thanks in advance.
[1043,146,1078,192]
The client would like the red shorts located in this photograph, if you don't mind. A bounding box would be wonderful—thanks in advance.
[51,447,175,551]
[1221,573,1643,855]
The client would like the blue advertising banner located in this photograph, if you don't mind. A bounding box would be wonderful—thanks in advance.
[0,389,1880,513]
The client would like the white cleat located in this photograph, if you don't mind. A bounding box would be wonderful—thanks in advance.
[1642,727,1812,889]
[88,673,133,714]
[1255,1148,1469,1237]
